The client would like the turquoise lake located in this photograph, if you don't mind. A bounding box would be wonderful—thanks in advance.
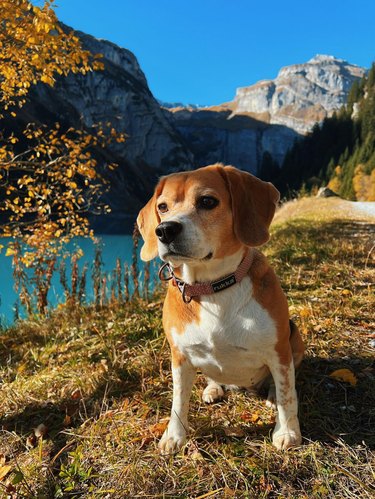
[0,235,153,326]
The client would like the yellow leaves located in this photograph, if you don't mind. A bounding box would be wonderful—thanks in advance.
[40,74,55,86]
[0,121,122,266]
[5,247,17,257]
[148,420,169,438]
[0,464,12,481]
[299,305,312,318]
[0,0,102,114]
[240,410,264,424]
[329,369,358,386]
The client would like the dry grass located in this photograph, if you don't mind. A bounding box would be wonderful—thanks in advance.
[0,198,374,498]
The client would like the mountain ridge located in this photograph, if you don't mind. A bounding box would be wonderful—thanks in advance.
[2,26,367,230]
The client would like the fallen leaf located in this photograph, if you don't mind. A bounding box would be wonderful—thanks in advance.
[71,388,82,400]
[0,464,12,481]
[62,414,72,427]
[299,306,312,318]
[241,411,261,423]
[329,368,357,386]
[240,411,252,421]
[148,419,169,438]
[250,412,261,423]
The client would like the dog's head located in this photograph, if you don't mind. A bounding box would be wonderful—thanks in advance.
[137,164,280,264]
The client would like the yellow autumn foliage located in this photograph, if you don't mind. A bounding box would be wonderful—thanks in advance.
[0,0,103,112]
[0,0,126,268]
[353,164,375,201]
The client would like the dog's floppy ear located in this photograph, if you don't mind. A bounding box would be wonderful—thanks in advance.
[220,166,280,247]
[137,179,165,261]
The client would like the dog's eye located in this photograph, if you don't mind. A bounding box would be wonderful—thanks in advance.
[197,196,219,210]
[158,202,168,213]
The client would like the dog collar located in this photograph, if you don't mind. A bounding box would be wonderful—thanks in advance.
[158,250,254,304]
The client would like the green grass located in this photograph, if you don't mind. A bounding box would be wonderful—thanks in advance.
[0,198,374,498]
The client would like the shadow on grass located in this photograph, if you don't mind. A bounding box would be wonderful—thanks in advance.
[0,363,142,479]
[189,354,374,450]
[297,355,375,448]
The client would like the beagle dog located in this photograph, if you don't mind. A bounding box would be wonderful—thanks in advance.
[137,164,304,453]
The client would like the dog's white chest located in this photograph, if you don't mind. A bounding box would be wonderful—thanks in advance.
[171,277,277,386]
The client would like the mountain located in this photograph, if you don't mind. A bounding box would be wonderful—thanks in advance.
[233,55,365,134]
[2,25,367,230]
[166,55,366,173]
[163,104,298,174]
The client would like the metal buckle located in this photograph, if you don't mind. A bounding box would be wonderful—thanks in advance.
[172,276,192,303]
[158,262,173,282]
[181,283,193,304]
[158,262,193,304]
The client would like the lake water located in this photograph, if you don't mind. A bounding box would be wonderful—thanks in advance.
[0,235,153,326]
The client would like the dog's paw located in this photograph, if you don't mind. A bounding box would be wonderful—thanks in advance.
[272,427,302,450]
[158,428,186,455]
[202,383,224,404]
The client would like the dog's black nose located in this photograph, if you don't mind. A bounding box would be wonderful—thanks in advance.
[155,221,183,244]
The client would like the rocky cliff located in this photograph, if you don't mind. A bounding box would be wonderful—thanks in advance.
[166,55,366,173]
[233,55,366,134]
[164,106,298,174]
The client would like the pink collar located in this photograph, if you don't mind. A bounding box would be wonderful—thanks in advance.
[158,250,254,303]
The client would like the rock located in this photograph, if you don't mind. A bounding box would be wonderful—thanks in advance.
[233,55,366,134]
[166,106,298,173]
[316,187,340,198]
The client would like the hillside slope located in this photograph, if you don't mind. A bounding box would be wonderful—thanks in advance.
[278,63,375,200]
[0,198,374,497]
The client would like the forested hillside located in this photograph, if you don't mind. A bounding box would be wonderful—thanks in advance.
[272,63,375,200]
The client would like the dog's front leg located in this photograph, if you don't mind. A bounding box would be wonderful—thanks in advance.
[159,358,196,454]
[269,352,302,450]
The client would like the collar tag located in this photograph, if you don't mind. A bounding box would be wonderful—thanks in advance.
[211,274,236,293]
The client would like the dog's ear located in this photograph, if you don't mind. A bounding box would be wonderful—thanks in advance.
[137,179,165,261]
[220,166,280,247]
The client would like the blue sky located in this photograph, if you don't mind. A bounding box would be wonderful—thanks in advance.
[52,0,375,106]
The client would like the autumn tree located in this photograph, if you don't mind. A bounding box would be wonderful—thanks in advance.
[0,0,102,112]
[0,0,125,313]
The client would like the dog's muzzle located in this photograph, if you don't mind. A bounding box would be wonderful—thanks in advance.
[155,221,183,245]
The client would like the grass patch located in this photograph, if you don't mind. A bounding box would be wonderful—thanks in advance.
[0,198,374,497]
